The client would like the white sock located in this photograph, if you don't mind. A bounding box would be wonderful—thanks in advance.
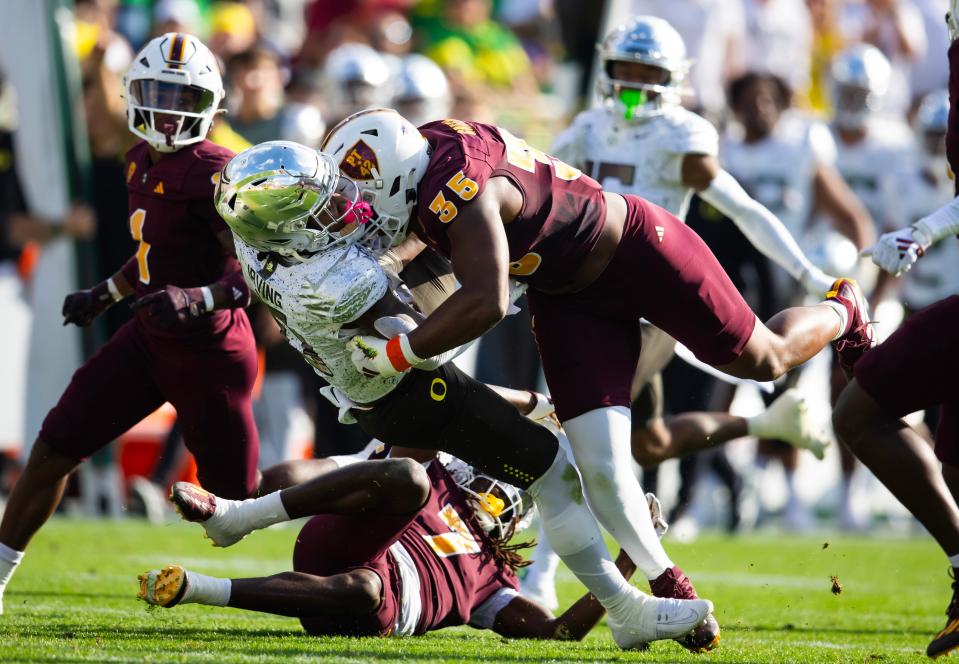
[820,301,848,340]
[947,553,959,569]
[564,407,674,580]
[0,542,24,614]
[181,570,232,606]
[561,540,638,624]
[223,491,290,532]
[526,447,635,613]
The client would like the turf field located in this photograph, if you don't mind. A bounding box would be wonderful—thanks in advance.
[0,518,947,663]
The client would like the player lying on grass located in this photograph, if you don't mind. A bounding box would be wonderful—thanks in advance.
[0,33,259,614]
[833,3,959,658]
[139,448,667,640]
[209,141,712,650]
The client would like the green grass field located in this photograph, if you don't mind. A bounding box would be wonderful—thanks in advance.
[0,518,948,663]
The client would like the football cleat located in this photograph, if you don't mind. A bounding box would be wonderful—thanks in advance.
[759,388,830,460]
[650,566,721,652]
[826,278,876,375]
[927,571,959,658]
[607,585,714,650]
[138,565,189,608]
[170,482,248,547]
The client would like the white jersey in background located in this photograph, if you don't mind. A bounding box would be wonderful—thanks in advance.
[720,112,835,241]
[898,171,959,310]
[551,103,718,219]
[233,238,402,405]
[831,116,916,232]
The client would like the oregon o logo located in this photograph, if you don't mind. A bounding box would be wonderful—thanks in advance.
[430,378,447,402]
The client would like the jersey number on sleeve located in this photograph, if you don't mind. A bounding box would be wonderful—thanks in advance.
[423,503,481,558]
[429,170,480,224]
[499,128,581,181]
[129,208,151,284]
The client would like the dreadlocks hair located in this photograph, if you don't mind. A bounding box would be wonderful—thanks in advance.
[486,519,536,574]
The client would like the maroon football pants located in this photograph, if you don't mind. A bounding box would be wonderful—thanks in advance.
[40,311,259,498]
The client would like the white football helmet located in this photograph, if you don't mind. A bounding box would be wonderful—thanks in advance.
[215,141,371,260]
[122,32,224,152]
[444,457,535,539]
[596,16,689,120]
[322,43,394,122]
[393,54,452,127]
[321,108,431,252]
[830,44,891,130]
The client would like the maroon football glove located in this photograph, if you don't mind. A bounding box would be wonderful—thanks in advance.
[131,285,208,327]
[62,281,114,327]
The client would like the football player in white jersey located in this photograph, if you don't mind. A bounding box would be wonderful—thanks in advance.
[826,43,917,528]
[209,141,714,651]
[719,71,875,531]
[521,16,870,606]
[828,44,916,299]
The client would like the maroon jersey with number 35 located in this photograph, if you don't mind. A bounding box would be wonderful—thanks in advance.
[121,139,244,337]
[414,120,607,291]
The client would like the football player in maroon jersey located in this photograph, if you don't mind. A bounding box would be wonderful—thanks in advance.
[0,34,258,614]
[834,4,959,657]
[138,446,664,643]
[321,109,874,643]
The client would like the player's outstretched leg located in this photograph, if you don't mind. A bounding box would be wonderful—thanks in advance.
[138,564,381,618]
[171,458,430,546]
[632,388,828,466]
[0,439,82,614]
[718,278,874,382]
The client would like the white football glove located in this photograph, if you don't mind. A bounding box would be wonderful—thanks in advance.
[646,492,668,538]
[347,334,418,378]
[862,226,931,277]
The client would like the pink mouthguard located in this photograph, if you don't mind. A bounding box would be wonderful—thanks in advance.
[343,200,374,225]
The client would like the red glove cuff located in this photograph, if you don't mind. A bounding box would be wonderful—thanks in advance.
[385,336,414,372]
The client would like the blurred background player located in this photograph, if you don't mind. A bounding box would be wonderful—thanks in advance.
[718,69,873,530]
[322,42,395,127]
[0,33,258,614]
[826,42,916,528]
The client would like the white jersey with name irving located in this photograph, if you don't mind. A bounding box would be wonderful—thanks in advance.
[551,103,718,219]
[234,238,404,404]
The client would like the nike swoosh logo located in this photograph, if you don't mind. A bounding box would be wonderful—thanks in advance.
[660,608,703,626]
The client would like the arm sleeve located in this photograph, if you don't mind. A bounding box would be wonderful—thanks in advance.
[699,169,835,293]
[914,196,959,246]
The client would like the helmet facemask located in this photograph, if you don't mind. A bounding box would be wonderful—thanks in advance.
[128,79,218,152]
[604,59,679,121]
[216,142,374,261]
[444,458,533,539]
[832,82,877,131]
